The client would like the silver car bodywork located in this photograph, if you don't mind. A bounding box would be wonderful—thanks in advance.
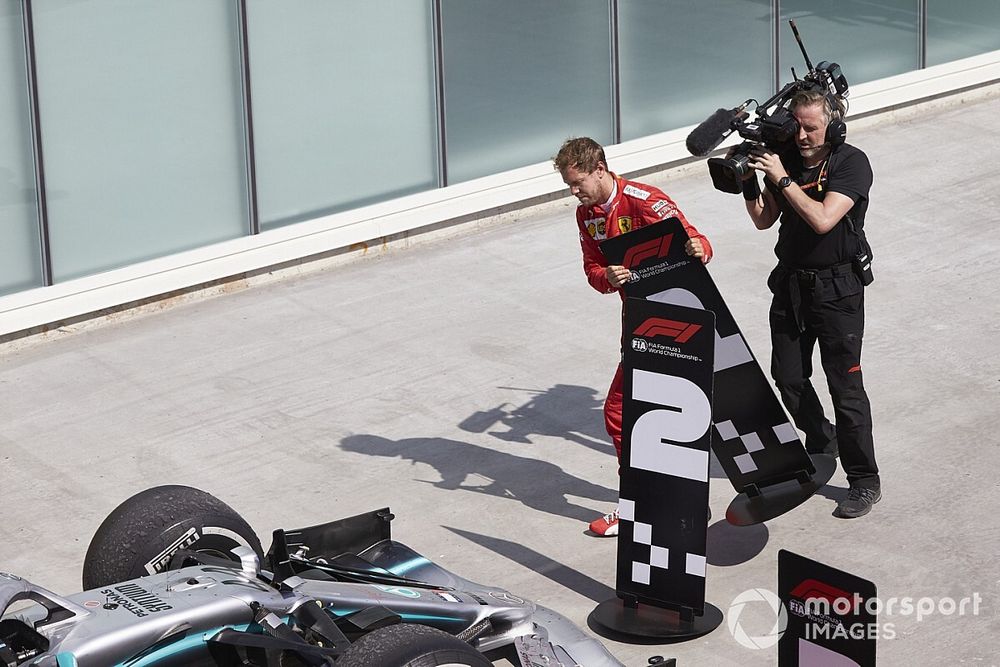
[0,515,622,666]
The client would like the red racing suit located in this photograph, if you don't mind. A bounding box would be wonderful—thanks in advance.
[575,174,713,459]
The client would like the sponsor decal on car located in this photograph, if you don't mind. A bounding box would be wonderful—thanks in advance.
[145,527,200,575]
[100,583,173,617]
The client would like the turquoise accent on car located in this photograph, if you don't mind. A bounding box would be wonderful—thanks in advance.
[386,555,430,575]
[113,623,251,666]
[399,612,466,623]
[56,654,78,667]
[324,606,463,624]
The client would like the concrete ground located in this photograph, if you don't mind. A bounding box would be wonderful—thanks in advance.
[1,88,998,666]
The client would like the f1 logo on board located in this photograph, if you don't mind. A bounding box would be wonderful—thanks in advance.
[633,317,702,343]
[622,234,673,268]
[789,579,857,612]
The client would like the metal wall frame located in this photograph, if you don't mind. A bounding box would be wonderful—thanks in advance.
[20,0,51,287]
[609,0,622,145]
[236,0,260,236]
[431,0,448,188]
[918,0,928,69]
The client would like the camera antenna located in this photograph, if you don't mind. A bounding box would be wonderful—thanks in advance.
[789,20,815,74]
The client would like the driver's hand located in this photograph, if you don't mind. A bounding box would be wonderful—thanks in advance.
[686,238,707,261]
[606,265,632,289]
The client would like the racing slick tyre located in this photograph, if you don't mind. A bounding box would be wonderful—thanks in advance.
[336,624,491,667]
[82,485,263,590]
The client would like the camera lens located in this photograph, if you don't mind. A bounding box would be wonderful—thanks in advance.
[708,143,753,194]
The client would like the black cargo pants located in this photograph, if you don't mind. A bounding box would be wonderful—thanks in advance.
[767,264,879,489]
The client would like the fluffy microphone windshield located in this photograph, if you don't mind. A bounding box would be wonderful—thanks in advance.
[685,108,739,157]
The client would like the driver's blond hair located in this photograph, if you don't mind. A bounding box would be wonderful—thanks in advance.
[553,137,607,175]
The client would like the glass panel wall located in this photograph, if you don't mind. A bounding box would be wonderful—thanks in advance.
[619,0,772,142]
[246,1,438,230]
[441,0,613,184]
[30,0,248,282]
[780,1,918,87]
[1,1,994,299]
[927,1,1000,67]
[0,3,42,295]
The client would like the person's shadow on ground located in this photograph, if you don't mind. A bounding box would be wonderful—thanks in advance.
[459,384,747,486]
[340,434,617,523]
[458,384,613,456]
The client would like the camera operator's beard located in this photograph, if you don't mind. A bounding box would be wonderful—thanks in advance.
[799,143,828,160]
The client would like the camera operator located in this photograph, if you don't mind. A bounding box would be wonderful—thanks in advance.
[738,89,881,518]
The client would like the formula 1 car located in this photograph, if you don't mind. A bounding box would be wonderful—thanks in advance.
[0,486,622,666]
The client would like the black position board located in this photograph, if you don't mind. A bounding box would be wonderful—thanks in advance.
[617,298,714,612]
[778,550,877,666]
[600,218,815,494]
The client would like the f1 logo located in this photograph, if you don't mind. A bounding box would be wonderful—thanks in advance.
[633,317,702,343]
[622,234,674,269]
[789,579,855,610]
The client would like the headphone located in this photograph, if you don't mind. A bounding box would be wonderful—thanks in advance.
[824,94,847,147]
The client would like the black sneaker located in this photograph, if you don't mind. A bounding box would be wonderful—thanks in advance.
[833,486,881,518]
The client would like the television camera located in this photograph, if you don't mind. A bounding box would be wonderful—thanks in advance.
[686,21,850,194]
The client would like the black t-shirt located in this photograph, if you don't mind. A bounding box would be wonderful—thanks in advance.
[765,143,872,268]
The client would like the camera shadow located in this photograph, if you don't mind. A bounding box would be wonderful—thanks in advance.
[458,384,614,457]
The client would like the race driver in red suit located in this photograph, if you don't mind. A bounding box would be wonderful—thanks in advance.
[553,137,713,536]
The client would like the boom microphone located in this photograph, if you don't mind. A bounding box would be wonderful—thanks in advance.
[685,102,750,157]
